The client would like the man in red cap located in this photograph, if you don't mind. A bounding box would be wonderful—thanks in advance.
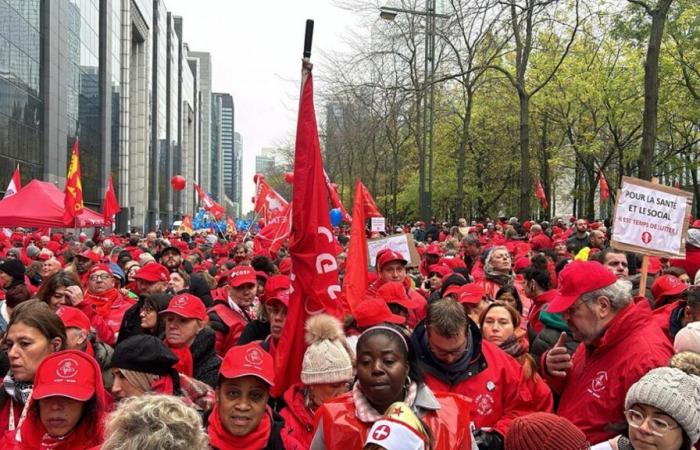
[542,260,673,444]
[650,274,696,342]
[116,263,170,344]
[208,265,257,356]
[206,343,289,449]
[419,243,442,277]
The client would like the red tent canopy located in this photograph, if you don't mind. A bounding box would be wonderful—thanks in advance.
[0,179,107,228]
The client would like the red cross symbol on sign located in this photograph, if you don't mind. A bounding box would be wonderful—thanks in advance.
[641,232,652,244]
[372,424,391,441]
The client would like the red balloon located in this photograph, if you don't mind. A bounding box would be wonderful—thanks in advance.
[170,175,186,191]
[284,172,294,184]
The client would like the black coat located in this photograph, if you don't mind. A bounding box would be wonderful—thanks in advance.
[190,327,221,388]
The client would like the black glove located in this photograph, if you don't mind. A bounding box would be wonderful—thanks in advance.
[474,430,504,450]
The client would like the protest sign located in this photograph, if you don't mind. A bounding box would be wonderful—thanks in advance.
[611,176,693,258]
[370,217,386,233]
[367,234,420,268]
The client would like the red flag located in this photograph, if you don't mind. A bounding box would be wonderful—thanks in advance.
[63,139,84,223]
[194,183,225,220]
[324,171,351,223]
[3,165,21,199]
[358,181,382,218]
[254,177,288,225]
[271,64,343,397]
[535,179,548,210]
[599,170,610,202]
[343,179,369,314]
[253,202,292,256]
[103,175,120,224]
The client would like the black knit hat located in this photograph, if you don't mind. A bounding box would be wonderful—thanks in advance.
[111,335,178,375]
[0,259,25,283]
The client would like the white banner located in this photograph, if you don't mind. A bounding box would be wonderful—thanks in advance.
[611,177,692,257]
[370,217,386,233]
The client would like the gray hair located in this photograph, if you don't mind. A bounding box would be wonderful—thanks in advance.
[580,279,632,311]
[461,234,481,247]
[101,394,208,450]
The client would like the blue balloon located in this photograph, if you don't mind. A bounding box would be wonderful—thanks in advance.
[329,208,343,226]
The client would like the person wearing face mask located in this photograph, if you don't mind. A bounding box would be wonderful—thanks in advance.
[280,314,354,449]
[160,293,220,388]
[208,266,257,356]
[591,367,700,450]
[205,342,290,450]
[2,349,108,449]
[0,300,66,433]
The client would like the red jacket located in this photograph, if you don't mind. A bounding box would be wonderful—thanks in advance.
[280,383,315,449]
[311,386,472,450]
[651,299,685,342]
[542,301,673,444]
[207,301,249,356]
[527,290,557,335]
[412,321,537,437]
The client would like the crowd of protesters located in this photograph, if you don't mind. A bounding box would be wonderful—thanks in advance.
[0,216,696,450]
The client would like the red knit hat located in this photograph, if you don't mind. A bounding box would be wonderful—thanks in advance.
[504,412,588,450]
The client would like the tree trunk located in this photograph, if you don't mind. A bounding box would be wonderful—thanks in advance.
[518,91,531,219]
[637,0,674,180]
[455,90,473,221]
[540,112,550,220]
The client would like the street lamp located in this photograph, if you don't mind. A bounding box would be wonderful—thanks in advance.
[380,1,447,224]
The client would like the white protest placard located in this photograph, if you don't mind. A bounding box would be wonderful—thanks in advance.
[611,176,693,257]
[367,234,420,268]
[370,217,386,233]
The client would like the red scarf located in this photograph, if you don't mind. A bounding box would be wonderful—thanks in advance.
[207,404,272,450]
[164,340,194,377]
[83,288,121,318]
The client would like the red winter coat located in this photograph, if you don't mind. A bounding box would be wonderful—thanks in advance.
[542,301,673,444]
[412,321,537,437]
[280,383,315,449]
[651,299,685,342]
[311,385,472,450]
[208,301,249,356]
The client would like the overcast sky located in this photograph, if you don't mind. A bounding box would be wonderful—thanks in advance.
[166,0,361,214]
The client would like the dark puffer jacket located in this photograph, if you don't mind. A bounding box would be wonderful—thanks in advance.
[190,327,221,388]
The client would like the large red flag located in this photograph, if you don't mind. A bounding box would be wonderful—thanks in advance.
[358,181,382,218]
[253,202,292,256]
[63,139,84,224]
[254,176,289,225]
[535,179,548,210]
[103,175,120,224]
[271,62,343,397]
[599,170,610,202]
[343,179,369,314]
[3,165,21,199]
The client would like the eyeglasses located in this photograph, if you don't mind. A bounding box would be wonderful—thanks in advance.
[624,409,679,437]
[89,274,111,281]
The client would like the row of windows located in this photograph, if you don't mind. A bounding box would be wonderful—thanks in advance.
[0,112,41,164]
[0,3,40,60]
[0,35,40,95]
[0,0,39,31]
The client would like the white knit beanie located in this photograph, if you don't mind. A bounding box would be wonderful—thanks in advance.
[675,322,700,354]
[625,367,700,444]
[300,314,354,385]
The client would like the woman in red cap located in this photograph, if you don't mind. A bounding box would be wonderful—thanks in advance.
[0,300,66,433]
[3,349,108,449]
[206,342,289,450]
[160,293,221,387]
[311,324,473,450]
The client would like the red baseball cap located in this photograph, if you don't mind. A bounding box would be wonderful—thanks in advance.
[354,296,406,328]
[278,257,292,275]
[442,257,466,269]
[442,284,463,298]
[56,306,90,332]
[376,250,407,271]
[76,250,100,263]
[220,342,275,386]
[160,293,207,321]
[255,270,269,281]
[265,274,291,294]
[650,275,688,306]
[548,261,617,313]
[457,283,486,305]
[87,263,113,278]
[426,244,441,256]
[428,264,451,278]
[133,263,169,283]
[265,290,290,308]
[32,350,97,401]
[377,282,421,310]
[228,265,257,287]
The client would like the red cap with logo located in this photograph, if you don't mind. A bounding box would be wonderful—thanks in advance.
[133,263,169,283]
[160,293,207,321]
[265,290,290,308]
[457,283,486,305]
[428,264,451,278]
[651,274,688,306]
[56,306,91,332]
[220,342,275,386]
[265,274,291,294]
[377,282,421,310]
[548,261,617,313]
[354,296,406,328]
[228,265,257,287]
[376,249,407,271]
[32,350,98,401]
